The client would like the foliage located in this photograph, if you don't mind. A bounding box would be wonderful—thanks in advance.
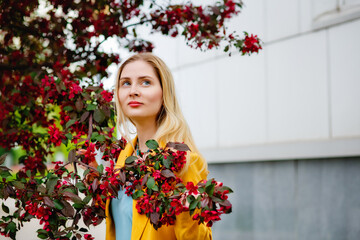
[123,140,232,229]
[0,140,232,239]
[0,0,260,239]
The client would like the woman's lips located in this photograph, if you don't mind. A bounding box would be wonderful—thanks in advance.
[128,101,142,107]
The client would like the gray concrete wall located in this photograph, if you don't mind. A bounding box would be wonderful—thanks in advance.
[208,157,360,240]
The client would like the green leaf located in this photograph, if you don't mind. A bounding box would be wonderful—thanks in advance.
[83,195,92,204]
[154,161,160,170]
[37,229,48,234]
[37,233,48,239]
[5,221,16,232]
[189,199,198,211]
[132,190,144,200]
[145,140,158,150]
[66,119,76,128]
[83,168,90,177]
[65,232,72,238]
[2,203,9,214]
[198,187,205,194]
[186,195,195,205]
[91,132,99,139]
[86,104,96,111]
[73,203,85,209]
[54,199,64,210]
[205,184,215,196]
[75,182,86,192]
[63,105,73,111]
[97,164,104,174]
[93,109,105,123]
[152,185,159,191]
[146,177,155,190]
[125,156,137,164]
[95,135,106,142]
[162,158,171,169]
[26,170,31,178]
[0,170,12,179]
[65,133,73,140]
[79,228,88,232]
[38,229,51,239]
[12,181,25,189]
[46,176,58,194]
[219,186,234,193]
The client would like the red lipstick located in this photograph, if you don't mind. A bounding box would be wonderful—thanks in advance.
[128,101,142,107]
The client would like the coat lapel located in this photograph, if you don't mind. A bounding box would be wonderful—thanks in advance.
[115,136,137,169]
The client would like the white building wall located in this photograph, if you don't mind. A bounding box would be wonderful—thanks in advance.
[150,0,360,163]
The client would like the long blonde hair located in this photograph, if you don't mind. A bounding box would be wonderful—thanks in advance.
[114,53,207,174]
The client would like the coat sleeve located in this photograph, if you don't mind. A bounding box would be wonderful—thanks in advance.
[174,152,212,240]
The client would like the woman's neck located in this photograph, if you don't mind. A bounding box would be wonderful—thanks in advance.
[135,120,158,152]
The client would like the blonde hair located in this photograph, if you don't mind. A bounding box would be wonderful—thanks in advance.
[114,53,207,174]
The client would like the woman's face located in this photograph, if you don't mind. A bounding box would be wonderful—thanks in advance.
[118,60,163,125]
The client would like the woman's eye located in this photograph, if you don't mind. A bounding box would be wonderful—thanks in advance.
[121,81,131,86]
[142,80,151,86]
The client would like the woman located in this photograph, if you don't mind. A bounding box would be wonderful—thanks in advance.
[106,53,212,240]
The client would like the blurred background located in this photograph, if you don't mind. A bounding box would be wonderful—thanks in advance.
[148,0,360,239]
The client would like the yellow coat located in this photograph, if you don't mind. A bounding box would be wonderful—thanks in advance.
[105,138,212,240]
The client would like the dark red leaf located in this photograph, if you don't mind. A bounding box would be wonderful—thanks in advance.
[118,170,126,184]
[166,142,190,151]
[92,178,99,192]
[43,197,55,208]
[150,211,160,225]
[80,111,90,122]
[0,153,8,165]
[75,98,84,112]
[219,200,231,207]
[141,173,149,187]
[161,169,175,178]
[60,200,75,217]
[63,191,82,203]
[68,149,76,162]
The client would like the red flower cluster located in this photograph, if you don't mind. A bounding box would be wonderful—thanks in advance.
[186,182,198,195]
[84,234,94,240]
[79,141,97,165]
[24,201,52,230]
[48,124,65,147]
[101,90,113,102]
[242,34,262,54]
[192,210,221,227]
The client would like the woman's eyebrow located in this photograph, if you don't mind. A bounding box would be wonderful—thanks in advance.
[138,75,154,80]
[119,75,154,81]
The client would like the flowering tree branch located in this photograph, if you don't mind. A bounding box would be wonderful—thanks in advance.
[0,0,260,239]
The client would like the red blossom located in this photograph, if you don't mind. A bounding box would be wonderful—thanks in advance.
[101,90,113,102]
[242,34,262,54]
[84,234,94,240]
[186,182,198,195]
[48,124,65,147]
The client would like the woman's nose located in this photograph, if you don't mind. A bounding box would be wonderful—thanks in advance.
[129,84,139,96]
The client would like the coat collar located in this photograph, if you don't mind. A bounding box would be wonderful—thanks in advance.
[115,136,137,169]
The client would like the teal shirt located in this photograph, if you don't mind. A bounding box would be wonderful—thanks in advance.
[111,188,133,240]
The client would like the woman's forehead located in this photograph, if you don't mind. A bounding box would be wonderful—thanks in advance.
[121,60,156,77]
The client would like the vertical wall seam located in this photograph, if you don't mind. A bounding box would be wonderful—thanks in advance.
[326,29,333,139]
[294,160,299,240]
[215,52,220,148]
[264,0,269,143]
